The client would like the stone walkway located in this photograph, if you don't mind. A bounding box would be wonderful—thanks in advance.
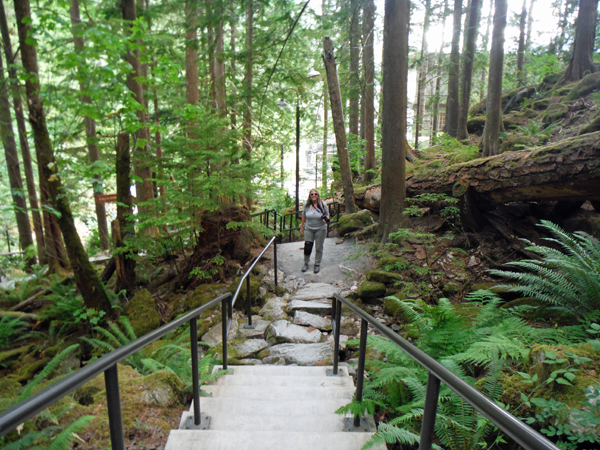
[200,239,374,366]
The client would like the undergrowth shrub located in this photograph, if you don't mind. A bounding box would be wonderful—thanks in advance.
[489,220,600,316]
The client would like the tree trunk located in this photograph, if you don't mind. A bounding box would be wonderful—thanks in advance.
[185,0,200,148]
[229,1,237,130]
[363,0,376,184]
[431,0,449,145]
[478,0,493,101]
[322,37,357,214]
[122,0,155,234]
[525,0,536,53]
[457,0,481,140]
[40,179,69,273]
[379,0,410,242]
[0,52,33,262]
[481,0,508,158]
[0,1,45,264]
[415,0,432,149]
[348,0,360,138]
[14,0,111,312]
[444,0,462,137]
[242,0,253,158]
[516,0,527,83]
[563,0,599,83]
[214,6,227,120]
[70,0,110,251]
[115,133,136,295]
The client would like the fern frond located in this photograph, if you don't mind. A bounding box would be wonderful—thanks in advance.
[46,415,95,450]
[119,316,138,341]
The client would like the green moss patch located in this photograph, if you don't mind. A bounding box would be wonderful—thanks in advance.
[124,289,160,337]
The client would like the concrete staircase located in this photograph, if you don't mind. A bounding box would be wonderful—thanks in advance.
[165,365,384,450]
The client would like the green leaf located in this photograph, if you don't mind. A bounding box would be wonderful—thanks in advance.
[563,372,576,382]
[555,378,573,386]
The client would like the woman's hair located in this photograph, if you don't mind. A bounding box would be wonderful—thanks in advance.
[306,189,323,209]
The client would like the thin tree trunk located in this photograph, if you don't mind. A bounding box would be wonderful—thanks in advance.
[0,52,33,262]
[229,1,237,130]
[214,7,227,120]
[348,0,360,138]
[70,0,110,251]
[14,0,112,311]
[322,37,356,214]
[363,0,376,184]
[185,0,200,146]
[122,0,155,234]
[457,0,481,140]
[0,1,45,264]
[516,0,527,83]
[322,0,330,193]
[445,0,462,137]
[415,0,432,149]
[478,0,493,102]
[563,0,599,82]
[242,0,253,159]
[431,0,449,145]
[482,0,508,157]
[379,0,410,242]
[525,0,536,53]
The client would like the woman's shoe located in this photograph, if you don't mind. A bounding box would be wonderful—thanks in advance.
[313,264,320,274]
[301,263,309,272]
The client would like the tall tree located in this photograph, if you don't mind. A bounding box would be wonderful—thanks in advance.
[122,0,155,232]
[363,0,376,184]
[482,0,508,157]
[348,0,360,138]
[322,37,356,214]
[185,0,200,146]
[414,0,432,149]
[0,51,33,261]
[563,0,599,82]
[70,0,110,251]
[322,0,330,192]
[478,0,494,100]
[431,0,450,145]
[444,0,462,137]
[457,0,481,140]
[379,0,410,242]
[0,1,45,264]
[525,0,537,54]
[14,0,111,311]
[516,0,527,83]
[242,0,253,157]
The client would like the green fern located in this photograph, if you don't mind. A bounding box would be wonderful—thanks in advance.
[46,415,95,450]
[0,316,29,347]
[489,220,600,316]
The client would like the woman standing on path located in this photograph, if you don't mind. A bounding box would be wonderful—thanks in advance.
[299,189,330,273]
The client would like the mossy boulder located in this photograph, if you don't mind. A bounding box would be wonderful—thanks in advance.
[467,115,486,135]
[232,226,259,261]
[124,289,160,337]
[170,283,226,319]
[366,270,402,285]
[358,281,386,303]
[543,103,569,125]
[229,277,261,303]
[353,223,380,241]
[377,256,411,271]
[442,282,459,295]
[0,376,21,410]
[500,135,534,153]
[565,71,600,101]
[531,98,550,110]
[539,71,564,90]
[579,111,600,135]
[383,294,408,317]
[335,209,376,236]
[522,108,539,118]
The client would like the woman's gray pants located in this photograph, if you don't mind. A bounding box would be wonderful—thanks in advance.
[304,227,327,265]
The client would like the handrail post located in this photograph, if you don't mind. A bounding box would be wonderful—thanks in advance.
[246,275,253,327]
[221,297,228,370]
[274,239,278,287]
[333,298,341,375]
[354,318,368,427]
[190,317,201,426]
[104,364,125,450]
[419,372,441,450]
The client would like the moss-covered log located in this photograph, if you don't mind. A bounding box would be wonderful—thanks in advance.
[407,132,600,204]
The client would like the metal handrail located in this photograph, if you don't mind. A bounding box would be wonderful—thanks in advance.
[251,209,280,233]
[226,236,278,368]
[330,293,560,450]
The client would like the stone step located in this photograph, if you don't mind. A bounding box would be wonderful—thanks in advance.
[189,396,350,416]
[211,374,354,388]
[215,365,349,377]
[201,385,355,400]
[178,411,354,432]
[165,430,383,450]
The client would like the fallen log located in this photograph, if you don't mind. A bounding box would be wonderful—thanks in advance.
[352,132,600,212]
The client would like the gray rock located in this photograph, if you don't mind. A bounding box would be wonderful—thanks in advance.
[263,342,334,366]
[237,316,270,339]
[234,339,270,358]
[293,311,332,330]
[143,388,172,406]
[259,297,289,322]
[287,299,332,316]
[266,320,322,344]
[238,358,263,365]
[291,282,340,301]
[340,317,360,336]
[202,319,239,346]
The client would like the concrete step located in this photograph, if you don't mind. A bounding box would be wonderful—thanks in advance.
[165,430,384,450]
[202,385,355,400]
[215,365,349,377]
[211,374,354,388]
[178,411,354,432]
[189,397,350,416]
